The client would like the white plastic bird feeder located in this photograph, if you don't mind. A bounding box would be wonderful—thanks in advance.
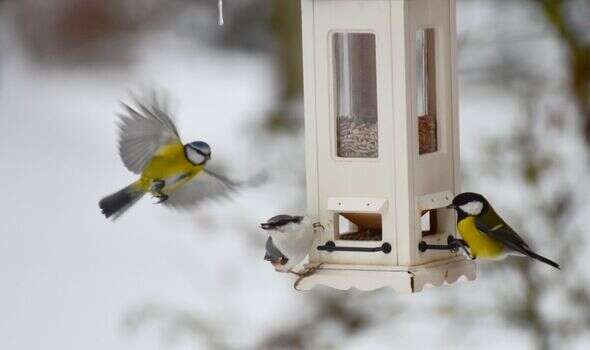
[299,0,476,292]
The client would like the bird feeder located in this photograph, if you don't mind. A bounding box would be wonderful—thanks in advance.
[299,0,476,292]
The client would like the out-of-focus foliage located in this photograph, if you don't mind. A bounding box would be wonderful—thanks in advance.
[13,0,146,65]
[2,0,589,349]
[537,0,590,146]
[10,0,274,66]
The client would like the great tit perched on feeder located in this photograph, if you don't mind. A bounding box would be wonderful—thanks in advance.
[260,215,321,282]
[447,192,560,269]
[99,91,240,219]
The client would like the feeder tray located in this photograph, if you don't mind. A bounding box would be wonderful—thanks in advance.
[297,258,477,293]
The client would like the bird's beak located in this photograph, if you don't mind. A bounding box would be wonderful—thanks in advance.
[260,223,272,230]
[446,204,456,210]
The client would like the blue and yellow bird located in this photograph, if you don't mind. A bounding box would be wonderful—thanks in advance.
[99,92,238,219]
[447,192,560,269]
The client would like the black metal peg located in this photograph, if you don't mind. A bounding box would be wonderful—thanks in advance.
[418,236,464,253]
[317,241,392,254]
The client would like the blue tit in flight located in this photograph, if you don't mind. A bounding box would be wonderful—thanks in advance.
[447,192,560,269]
[99,92,238,219]
[260,215,319,276]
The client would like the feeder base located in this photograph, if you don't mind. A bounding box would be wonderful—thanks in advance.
[296,257,476,293]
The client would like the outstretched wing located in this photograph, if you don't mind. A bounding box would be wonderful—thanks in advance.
[117,91,182,174]
[163,168,239,209]
[474,208,530,254]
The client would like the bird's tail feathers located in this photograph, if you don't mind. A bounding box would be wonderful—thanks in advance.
[524,249,560,270]
[99,182,144,220]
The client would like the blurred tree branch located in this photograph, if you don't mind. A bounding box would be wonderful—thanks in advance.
[496,91,572,350]
[263,0,304,134]
[466,2,590,347]
[124,303,232,350]
[536,0,590,145]
[257,293,399,350]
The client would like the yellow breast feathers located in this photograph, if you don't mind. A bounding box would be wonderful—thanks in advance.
[457,216,505,259]
[138,143,204,193]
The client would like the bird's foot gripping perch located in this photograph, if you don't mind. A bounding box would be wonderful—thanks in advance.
[151,180,169,204]
[292,264,323,290]
[454,238,475,260]
[153,194,169,204]
[418,236,475,260]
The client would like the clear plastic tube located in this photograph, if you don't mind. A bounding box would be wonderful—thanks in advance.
[333,33,378,158]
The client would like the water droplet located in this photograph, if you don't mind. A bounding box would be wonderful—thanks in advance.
[218,0,224,26]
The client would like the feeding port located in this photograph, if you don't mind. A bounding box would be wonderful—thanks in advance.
[336,212,382,241]
[420,209,438,237]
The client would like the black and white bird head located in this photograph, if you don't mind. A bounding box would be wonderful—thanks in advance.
[184,141,211,166]
[260,215,305,233]
[448,192,488,216]
[260,215,315,273]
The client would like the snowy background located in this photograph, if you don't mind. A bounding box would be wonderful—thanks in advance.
[1,0,589,349]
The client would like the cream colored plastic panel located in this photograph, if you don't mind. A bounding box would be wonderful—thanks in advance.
[417,191,452,211]
[407,0,458,265]
[301,0,320,221]
[297,258,476,292]
[313,0,396,266]
[327,197,388,213]
[410,0,456,194]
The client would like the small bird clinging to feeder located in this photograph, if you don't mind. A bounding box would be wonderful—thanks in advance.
[260,215,322,288]
[99,90,242,219]
[447,192,560,269]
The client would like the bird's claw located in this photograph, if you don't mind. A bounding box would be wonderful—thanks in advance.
[152,194,169,204]
[459,243,476,260]
[449,237,475,260]
[150,180,168,204]
[289,268,314,278]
